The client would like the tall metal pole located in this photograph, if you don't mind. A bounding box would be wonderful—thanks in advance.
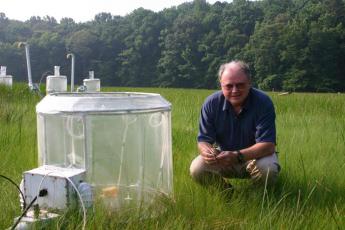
[67,53,75,92]
[24,43,33,89]
[19,42,33,90]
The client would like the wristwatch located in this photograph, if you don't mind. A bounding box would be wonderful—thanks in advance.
[235,150,245,163]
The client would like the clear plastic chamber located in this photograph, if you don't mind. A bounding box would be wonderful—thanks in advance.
[36,92,173,211]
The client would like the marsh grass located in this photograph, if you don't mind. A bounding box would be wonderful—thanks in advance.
[0,84,344,229]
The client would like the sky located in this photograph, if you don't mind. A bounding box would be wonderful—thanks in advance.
[1,0,228,23]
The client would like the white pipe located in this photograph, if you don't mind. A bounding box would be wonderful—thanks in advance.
[23,43,33,89]
[67,53,75,92]
[54,66,60,76]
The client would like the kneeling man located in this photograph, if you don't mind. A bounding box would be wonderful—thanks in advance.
[190,60,280,189]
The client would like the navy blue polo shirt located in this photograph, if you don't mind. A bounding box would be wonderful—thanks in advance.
[198,88,276,151]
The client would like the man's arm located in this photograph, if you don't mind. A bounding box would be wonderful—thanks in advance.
[239,142,275,161]
[215,142,275,166]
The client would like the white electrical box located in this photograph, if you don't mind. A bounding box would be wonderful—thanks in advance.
[23,166,86,210]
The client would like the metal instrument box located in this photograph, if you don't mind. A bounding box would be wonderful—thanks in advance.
[23,166,85,210]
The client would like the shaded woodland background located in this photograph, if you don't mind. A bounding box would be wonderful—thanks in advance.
[1,0,345,92]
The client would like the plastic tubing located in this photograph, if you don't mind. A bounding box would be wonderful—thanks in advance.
[66,116,85,140]
[66,116,85,168]
[64,176,87,230]
[156,114,167,188]
[36,171,55,200]
[116,115,137,187]
[149,112,163,128]
[148,112,166,189]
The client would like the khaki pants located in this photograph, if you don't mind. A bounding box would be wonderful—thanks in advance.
[190,153,280,185]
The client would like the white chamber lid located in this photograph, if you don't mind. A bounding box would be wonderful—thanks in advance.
[36,92,171,114]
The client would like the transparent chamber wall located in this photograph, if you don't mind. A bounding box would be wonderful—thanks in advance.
[37,111,172,209]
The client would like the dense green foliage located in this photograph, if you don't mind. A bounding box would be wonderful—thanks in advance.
[1,0,345,91]
[1,84,344,229]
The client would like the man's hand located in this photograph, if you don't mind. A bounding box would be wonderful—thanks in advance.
[198,142,219,164]
[215,151,238,167]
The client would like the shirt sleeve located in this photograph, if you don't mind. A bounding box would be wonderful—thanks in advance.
[255,99,276,144]
[197,99,216,144]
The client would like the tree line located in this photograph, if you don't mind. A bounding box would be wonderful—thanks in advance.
[1,0,345,92]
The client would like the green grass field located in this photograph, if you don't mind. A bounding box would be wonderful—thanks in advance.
[1,84,344,229]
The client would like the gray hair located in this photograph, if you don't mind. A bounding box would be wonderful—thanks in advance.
[218,60,251,81]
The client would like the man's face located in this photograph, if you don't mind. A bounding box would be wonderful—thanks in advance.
[220,65,251,108]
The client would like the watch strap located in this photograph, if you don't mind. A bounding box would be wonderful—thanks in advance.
[235,150,245,163]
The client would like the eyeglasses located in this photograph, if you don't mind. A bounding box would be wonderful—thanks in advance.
[221,82,248,91]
